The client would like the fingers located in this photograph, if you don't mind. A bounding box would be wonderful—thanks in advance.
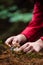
[18,42,34,53]
[5,36,20,47]
[12,38,19,46]
[5,36,14,47]
[18,43,29,51]
[27,49,33,54]
[5,43,11,47]
[23,46,33,52]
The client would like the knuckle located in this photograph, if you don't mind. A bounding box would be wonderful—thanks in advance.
[5,41,8,44]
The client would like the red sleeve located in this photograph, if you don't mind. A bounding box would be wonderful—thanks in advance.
[40,37,43,40]
[21,2,43,41]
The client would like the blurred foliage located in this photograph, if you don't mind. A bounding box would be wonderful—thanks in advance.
[0,0,33,22]
[0,5,32,22]
[0,0,33,41]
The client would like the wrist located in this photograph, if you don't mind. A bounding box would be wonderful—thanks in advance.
[37,39,43,48]
[17,34,27,43]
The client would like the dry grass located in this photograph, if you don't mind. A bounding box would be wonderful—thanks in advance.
[0,44,43,65]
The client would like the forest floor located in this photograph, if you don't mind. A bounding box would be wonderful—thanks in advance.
[0,43,43,65]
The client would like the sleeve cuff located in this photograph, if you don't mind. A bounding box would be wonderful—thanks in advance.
[40,37,43,40]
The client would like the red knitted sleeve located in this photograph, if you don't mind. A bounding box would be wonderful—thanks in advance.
[21,2,43,41]
[40,37,43,40]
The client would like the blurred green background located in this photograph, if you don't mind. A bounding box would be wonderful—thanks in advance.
[0,0,34,41]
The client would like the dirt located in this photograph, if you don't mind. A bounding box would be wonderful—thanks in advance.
[0,44,43,65]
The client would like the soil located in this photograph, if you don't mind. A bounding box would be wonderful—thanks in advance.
[0,44,43,65]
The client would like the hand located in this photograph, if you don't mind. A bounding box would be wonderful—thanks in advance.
[5,34,27,47]
[18,39,43,53]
